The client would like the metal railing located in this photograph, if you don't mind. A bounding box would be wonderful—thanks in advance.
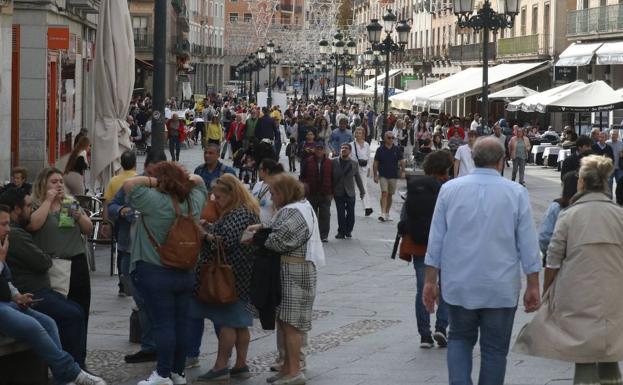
[568,4,623,36]
[134,32,153,50]
[172,36,191,55]
[497,34,550,57]
[449,42,496,62]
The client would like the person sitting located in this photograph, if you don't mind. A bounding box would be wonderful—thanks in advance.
[561,135,593,181]
[0,167,32,195]
[0,204,105,385]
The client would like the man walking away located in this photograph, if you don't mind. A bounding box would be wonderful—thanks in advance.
[373,131,405,222]
[300,142,333,242]
[332,144,365,239]
[423,137,541,385]
[606,129,623,204]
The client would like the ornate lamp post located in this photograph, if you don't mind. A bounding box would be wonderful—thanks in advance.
[366,10,411,135]
[326,32,345,103]
[453,0,519,125]
[259,40,283,108]
[364,48,382,115]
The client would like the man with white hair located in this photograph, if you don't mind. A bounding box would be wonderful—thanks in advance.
[606,129,623,204]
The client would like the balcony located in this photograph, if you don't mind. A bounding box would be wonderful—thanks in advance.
[568,4,623,37]
[191,43,202,55]
[449,42,496,63]
[172,36,190,57]
[405,47,424,63]
[67,0,100,13]
[134,32,153,51]
[280,2,293,12]
[497,34,550,58]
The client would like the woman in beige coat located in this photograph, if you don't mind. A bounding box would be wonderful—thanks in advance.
[514,155,623,385]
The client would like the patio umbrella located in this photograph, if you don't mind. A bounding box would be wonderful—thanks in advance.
[327,84,370,98]
[91,0,135,189]
[506,81,585,112]
[535,81,623,113]
[487,85,538,100]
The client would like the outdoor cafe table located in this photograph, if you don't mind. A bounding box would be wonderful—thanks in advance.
[530,143,553,165]
[542,146,560,167]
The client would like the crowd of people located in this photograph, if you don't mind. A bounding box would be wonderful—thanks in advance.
[2,89,623,385]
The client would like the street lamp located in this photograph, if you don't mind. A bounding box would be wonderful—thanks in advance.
[364,48,382,115]
[367,10,411,135]
[453,0,518,125]
[262,40,282,108]
[330,32,345,103]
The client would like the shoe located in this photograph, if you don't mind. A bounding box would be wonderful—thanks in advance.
[267,373,284,383]
[335,233,345,239]
[73,370,106,385]
[384,214,393,222]
[118,287,127,297]
[345,233,352,239]
[171,373,187,385]
[269,361,283,372]
[378,215,385,222]
[185,356,200,369]
[420,335,434,349]
[230,366,251,379]
[273,373,306,385]
[196,367,230,382]
[321,238,328,243]
[137,371,173,385]
[365,208,373,217]
[124,350,157,364]
[433,330,448,348]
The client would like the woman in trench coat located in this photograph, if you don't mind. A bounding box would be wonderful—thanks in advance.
[514,155,623,385]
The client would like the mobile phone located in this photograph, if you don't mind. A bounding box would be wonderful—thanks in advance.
[240,230,255,242]
[31,298,44,303]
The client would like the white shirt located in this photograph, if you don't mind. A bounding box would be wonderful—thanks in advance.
[470,120,479,131]
[349,140,371,171]
[455,144,475,177]
[252,181,274,225]
[144,120,152,146]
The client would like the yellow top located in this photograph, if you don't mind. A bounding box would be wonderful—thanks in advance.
[270,110,281,122]
[206,122,223,141]
[103,169,138,201]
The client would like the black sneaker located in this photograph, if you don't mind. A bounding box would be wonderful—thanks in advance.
[335,233,345,239]
[345,233,352,239]
[378,216,385,222]
[321,238,328,243]
[124,350,157,363]
[420,335,434,349]
[365,208,373,217]
[433,330,448,348]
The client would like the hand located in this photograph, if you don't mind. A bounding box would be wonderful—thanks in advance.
[70,208,82,220]
[422,282,438,314]
[523,285,541,313]
[120,207,133,217]
[0,237,8,263]
[13,293,33,310]
[245,224,263,233]
[373,176,379,184]
[45,189,58,203]
[360,193,365,200]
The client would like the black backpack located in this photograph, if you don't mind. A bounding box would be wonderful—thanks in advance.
[404,175,442,244]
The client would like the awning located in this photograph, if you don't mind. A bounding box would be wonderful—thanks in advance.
[596,41,623,65]
[507,81,586,112]
[135,58,154,71]
[535,81,623,113]
[364,69,402,87]
[487,85,538,100]
[555,42,603,67]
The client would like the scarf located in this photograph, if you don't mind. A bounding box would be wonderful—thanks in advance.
[281,200,326,267]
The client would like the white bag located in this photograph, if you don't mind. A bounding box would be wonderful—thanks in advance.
[48,259,72,297]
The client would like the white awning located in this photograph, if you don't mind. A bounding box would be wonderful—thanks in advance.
[364,69,403,87]
[426,62,550,109]
[487,85,538,100]
[555,42,603,67]
[535,81,623,113]
[507,81,586,112]
[596,41,623,65]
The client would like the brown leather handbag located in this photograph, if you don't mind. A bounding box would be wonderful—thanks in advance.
[197,236,237,305]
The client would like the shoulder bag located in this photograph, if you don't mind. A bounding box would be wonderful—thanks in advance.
[354,142,368,168]
[197,236,237,305]
[48,258,72,297]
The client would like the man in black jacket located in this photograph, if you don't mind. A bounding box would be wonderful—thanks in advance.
[255,107,277,142]
[561,135,593,181]
[592,131,615,160]
[332,143,365,239]
[0,188,87,368]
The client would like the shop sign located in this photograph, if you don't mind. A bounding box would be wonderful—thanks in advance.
[48,26,70,50]
[555,66,577,83]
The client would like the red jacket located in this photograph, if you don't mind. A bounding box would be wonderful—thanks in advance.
[447,126,465,141]
[166,119,186,141]
[300,155,333,196]
[227,121,245,142]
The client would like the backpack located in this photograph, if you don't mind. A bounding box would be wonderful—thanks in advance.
[404,175,442,244]
[143,198,202,269]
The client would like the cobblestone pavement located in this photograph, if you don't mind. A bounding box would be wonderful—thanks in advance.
[83,142,594,385]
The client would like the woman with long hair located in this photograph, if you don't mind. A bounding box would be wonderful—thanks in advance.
[314,116,331,146]
[350,127,373,217]
[29,167,94,368]
[252,159,285,225]
[123,162,207,385]
[192,174,260,382]
[246,174,325,385]
[64,136,91,175]
[432,133,445,151]
[515,155,623,385]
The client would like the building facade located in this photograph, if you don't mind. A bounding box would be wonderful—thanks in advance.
[0,0,13,182]
[11,0,98,178]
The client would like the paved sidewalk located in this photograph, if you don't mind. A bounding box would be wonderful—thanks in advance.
[85,144,584,385]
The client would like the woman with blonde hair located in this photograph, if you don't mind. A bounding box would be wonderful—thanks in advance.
[191,174,260,382]
[350,127,373,217]
[246,173,325,385]
[514,155,623,385]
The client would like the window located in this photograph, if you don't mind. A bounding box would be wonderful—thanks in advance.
[229,12,238,23]
[280,13,291,24]
[132,16,149,42]
[520,7,526,36]
[531,5,538,35]
[244,13,252,23]
[543,3,550,37]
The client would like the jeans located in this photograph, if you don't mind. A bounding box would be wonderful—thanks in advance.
[186,317,204,358]
[511,158,526,184]
[412,257,448,337]
[118,251,131,295]
[132,261,194,377]
[447,305,517,385]
[130,268,156,353]
[308,194,331,240]
[32,288,86,368]
[169,137,181,161]
[614,169,623,205]
[0,302,81,385]
[334,195,356,236]
[68,254,91,336]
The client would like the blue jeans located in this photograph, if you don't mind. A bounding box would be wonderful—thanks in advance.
[132,262,194,377]
[0,302,81,385]
[169,137,181,161]
[187,311,222,358]
[32,289,86,368]
[334,195,356,236]
[413,257,448,337]
[447,305,517,385]
[128,256,156,353]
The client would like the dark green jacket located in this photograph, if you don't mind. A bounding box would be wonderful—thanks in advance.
[6,222,52,293]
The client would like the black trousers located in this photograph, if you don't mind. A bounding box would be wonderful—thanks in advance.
[308,194,331,240]
[68,253,91,337]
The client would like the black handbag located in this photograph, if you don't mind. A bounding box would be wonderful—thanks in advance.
[354,143,368,167]
[0,275,12,302]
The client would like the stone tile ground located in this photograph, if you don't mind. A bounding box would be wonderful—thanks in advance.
[83,143,607,384]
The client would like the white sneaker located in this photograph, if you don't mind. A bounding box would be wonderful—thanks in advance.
[384,213,393,222]
[74,370,107,385]
[170,373,187,385]
[137,371,173,385]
